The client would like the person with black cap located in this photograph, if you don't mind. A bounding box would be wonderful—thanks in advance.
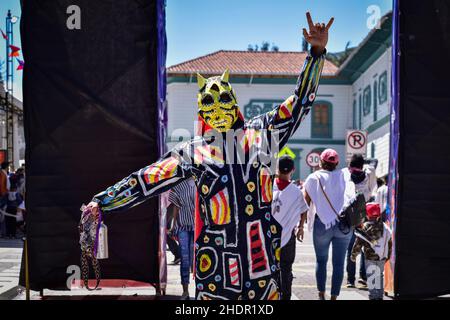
[272,156,308,300]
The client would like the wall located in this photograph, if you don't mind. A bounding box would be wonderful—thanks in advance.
[351,47,392,177]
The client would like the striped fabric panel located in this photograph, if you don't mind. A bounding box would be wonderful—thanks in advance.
[209,188,231,225]
[144,157,179,185]
[259,167,273,203]
[276,95,295,120]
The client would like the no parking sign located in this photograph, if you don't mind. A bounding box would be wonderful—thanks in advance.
[346,130,368,163]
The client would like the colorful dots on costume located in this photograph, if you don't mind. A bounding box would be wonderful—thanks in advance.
[107,188,115,198]
[271,225,277,235]
[215,237,223,246]
[275,248,281,262]
[204,235,210,244]
[247,182,256,192]
[208,283,217,292]
[245,281,251,288]
[309,93,316,102]
[258,280,267,288]
[245,205,254,216]
[265,212,271,221]
[215,275,222,282]
[253,162,259,168]
[248,290,256,299]
[221,175,228,183]
[267,230,272,238]
[199,254,212,273]
[202,185,209,195]
[129,178,138,187]
[197,283,204,291]
[271,265,276,272]
[245,195,253,202]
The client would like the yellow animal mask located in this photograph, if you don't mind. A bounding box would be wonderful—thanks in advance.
[197,70,240,132]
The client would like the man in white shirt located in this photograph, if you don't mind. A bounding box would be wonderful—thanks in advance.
[272,156,309,300]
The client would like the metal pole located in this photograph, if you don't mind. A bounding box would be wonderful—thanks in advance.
[5,10,15,170]
[24,237,30,300]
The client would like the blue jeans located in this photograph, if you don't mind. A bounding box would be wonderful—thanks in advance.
[346,232,367,283]
[178,230,194,285]
[313,217,353,297]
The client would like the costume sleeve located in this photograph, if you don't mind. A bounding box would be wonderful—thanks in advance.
[92,143,193,213]
[258,50,326,148]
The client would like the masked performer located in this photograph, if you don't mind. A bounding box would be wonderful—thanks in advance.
[79,12,333,300]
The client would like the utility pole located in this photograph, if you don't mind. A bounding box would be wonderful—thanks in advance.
[5,10,17,169]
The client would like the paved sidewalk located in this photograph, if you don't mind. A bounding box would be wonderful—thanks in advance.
[1,234,392,300]
[0,239,23,300]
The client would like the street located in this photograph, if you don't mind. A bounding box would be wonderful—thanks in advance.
[0,231,385,300]
[0,239,23,300]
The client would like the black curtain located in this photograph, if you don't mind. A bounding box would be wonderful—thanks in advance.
[395,0,450,299]
[19,0,160,290]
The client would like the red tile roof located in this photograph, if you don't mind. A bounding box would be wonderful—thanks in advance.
[167,50,338,78]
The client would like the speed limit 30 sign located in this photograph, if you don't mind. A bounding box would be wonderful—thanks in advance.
[306,151,321,168]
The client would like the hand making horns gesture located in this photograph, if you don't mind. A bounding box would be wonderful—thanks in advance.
[303,12,334,56]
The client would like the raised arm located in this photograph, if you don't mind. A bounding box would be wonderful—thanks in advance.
[255,13,333,148]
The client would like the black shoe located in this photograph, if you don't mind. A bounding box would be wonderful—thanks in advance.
[180,293,190,300]
[172,257,181,265]
[358,279,367,287]
[346,281,356,288]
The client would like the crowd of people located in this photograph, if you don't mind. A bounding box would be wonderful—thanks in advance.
[0,162,26,239]
[165,149,392,300]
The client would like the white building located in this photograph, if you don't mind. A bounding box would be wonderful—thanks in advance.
[0,82,24,170]
[166,13,392,180]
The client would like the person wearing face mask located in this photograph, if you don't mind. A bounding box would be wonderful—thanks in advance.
[79,12,334,300]
[345,154,378,288]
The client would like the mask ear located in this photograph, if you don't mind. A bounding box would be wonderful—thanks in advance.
[197,73,206,90]
[220,69,230,83]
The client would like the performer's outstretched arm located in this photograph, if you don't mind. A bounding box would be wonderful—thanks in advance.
[85,142,193,215]
[260,13,333,148]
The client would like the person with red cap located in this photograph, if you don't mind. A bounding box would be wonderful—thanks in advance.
[351,203,392,300]
[304,148,356,300]
[345,154,379,289]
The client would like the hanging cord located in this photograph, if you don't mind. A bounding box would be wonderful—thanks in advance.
[79,206,102,290]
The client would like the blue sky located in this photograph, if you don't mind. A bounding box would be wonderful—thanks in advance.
[166,0,393,66]
[0,0,22,101]
[0,0,392,101]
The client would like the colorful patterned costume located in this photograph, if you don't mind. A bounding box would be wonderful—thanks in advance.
[84,51,325,300]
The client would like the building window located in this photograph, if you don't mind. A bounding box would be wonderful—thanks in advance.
[353,99,357,128]
[243,100,282,119]
[363,86,371,116]
[379,71,388,104]
[373,80,378,122]
[311,101,332,139]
